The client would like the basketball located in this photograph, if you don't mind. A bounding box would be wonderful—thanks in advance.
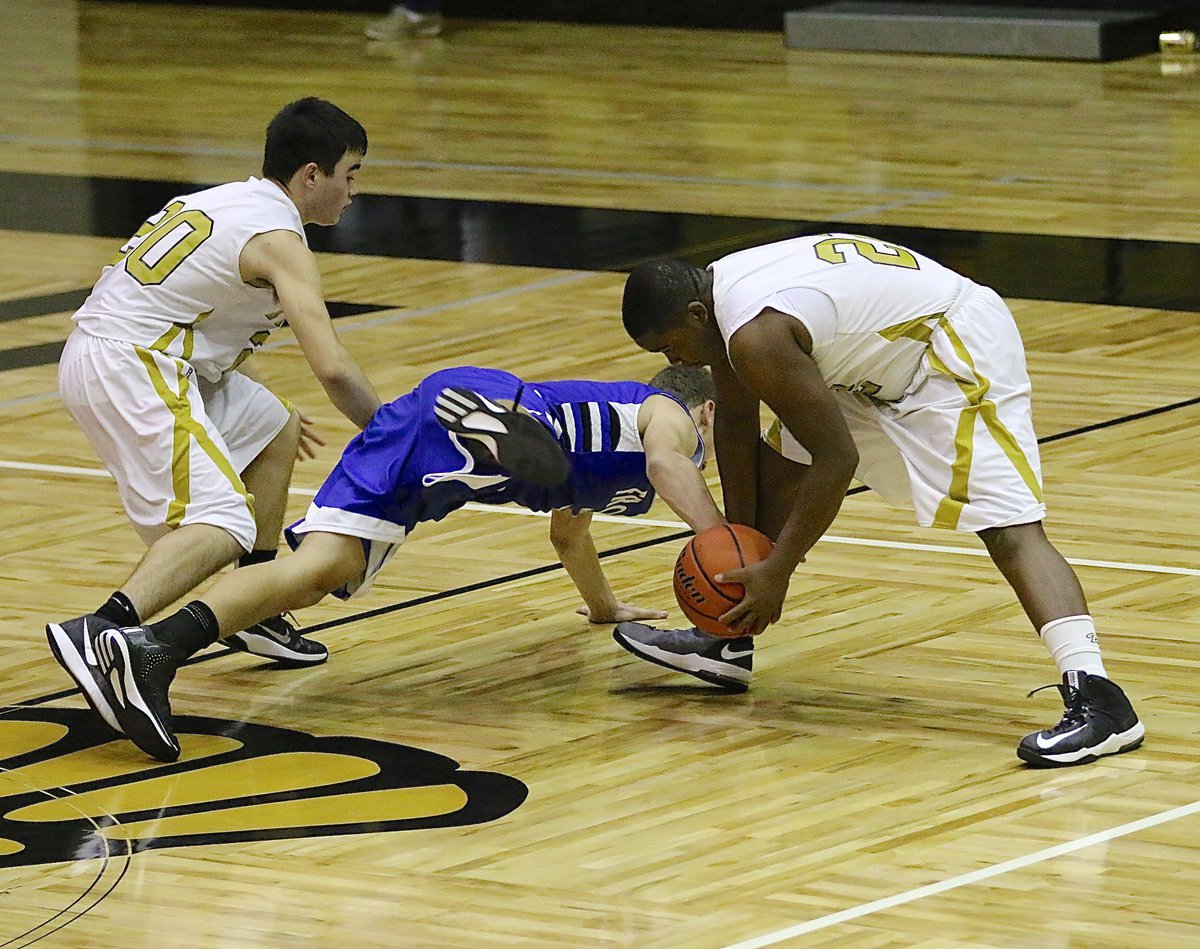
[673,524,774,637]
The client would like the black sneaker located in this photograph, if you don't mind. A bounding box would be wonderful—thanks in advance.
[434,386,569,487]
[93,626,181,763]
[1017,671,1144,768]
[45,614,124,734]
[225,614,327,667]
[613,622,753,693]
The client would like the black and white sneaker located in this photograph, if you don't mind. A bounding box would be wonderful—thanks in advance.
[435,386,569,487]
[225,613,327,667]
[613,622,753,693]
[1018,670,1144,768]
[45,614,124,734]
[93,626,181,763]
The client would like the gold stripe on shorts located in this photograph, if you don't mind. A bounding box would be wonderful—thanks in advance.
[135,347,254,528]
[880,314,1042,530]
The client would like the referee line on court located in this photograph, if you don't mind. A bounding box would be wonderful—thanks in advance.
[722,798,1200,947]
[2,458,1198,579]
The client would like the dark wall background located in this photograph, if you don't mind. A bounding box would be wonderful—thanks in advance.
[124,0,1200,32]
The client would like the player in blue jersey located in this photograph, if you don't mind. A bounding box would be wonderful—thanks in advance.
[67,365,728,761]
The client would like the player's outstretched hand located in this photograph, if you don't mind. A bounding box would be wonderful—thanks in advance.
[297,410,327,460]
[576,602,669,624]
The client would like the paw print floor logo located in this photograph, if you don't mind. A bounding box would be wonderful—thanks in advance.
[0,707,527,868]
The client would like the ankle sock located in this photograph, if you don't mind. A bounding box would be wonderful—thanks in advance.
[152,600,221,662]
[96,591,140,627]
[1040,614,1107,679]
[238,548,277,569]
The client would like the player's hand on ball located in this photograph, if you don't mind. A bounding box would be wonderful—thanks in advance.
[717,557,792,636]
[576,602,669,624]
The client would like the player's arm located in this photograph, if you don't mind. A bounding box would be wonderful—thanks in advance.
[240,230,381,430]
[719,307,858,634]
[710,355,762,526]
[640,395,726,533]
[549,508,667,625]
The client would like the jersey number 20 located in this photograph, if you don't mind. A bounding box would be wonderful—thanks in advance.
[112,200,215,286]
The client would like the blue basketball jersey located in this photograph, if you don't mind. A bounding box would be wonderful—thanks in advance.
[292,367,703,544]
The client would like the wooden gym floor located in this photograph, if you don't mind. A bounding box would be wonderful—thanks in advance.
[1,2,1199,946]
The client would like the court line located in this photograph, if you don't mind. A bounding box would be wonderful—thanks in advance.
[722,798,1200,947]
[2,459,1197,578]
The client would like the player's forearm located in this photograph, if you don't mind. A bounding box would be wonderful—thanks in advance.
[646,454,726,533]
[770,454,855,572]
[552,529,619,615]
[317,354,382,429]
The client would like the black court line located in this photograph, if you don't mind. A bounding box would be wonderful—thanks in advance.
[11,390,1198,712]
[0,291,91,324]
[0,300,402,372]
[10,170,1200,311]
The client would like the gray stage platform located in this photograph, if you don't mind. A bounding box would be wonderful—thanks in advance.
[784,3,1162,61]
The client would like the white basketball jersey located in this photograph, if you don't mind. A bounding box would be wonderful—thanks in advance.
[72,177,306,382]
[710,233,973,401]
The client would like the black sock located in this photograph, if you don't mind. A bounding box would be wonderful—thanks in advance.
[96,591,140,627]
[238,549,277,569]
[151,600,221,662]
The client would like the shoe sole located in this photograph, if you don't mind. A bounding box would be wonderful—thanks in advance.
[96,630,181,763]
[435,387,569,488]
[45,623,123,734]
[612,629,750,694]
[225,630,328,667]
[1017,721,1145,768]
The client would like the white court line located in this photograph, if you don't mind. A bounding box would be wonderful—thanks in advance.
[0,133,947,201]
[2,459,1198,578]
[723,798,1200,946]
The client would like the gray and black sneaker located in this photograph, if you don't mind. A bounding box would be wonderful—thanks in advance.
[434,386,569,487]
[1018,670,1144,767]
[613,622,753,693]
[45,614,124,734]
[93,626,181,763]
[226,613,327,667]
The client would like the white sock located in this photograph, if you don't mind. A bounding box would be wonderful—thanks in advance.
[1040,615,1107,678]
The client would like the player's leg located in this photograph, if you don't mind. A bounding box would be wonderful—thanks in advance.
[48,337,251,730]
[980,522,1142,766]
[90,533,366,762]
[203,374,328,665]
[906,288,1142,766]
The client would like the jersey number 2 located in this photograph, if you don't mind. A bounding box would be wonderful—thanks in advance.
[814,237,919,269]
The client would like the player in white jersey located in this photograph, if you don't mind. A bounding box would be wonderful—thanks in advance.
[616,233,1143,768]
[46,98,383,720]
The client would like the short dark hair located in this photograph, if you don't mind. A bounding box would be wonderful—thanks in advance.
[648,365,715,408]
[622,259,703,340]
[262,97,368,182]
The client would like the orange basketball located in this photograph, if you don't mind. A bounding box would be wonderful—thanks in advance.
[673,524,774,637]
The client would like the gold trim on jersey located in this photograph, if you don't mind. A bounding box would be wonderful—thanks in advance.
[135,346,255,528]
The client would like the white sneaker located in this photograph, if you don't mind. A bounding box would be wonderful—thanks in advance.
[364,6,444,39]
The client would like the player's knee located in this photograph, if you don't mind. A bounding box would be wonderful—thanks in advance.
[275,408,302,448]
[290,556,355,606]
[979,521,1048,568]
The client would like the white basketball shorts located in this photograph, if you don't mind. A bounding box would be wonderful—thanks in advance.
[766,284,1046,533]
[58,330,292,551]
